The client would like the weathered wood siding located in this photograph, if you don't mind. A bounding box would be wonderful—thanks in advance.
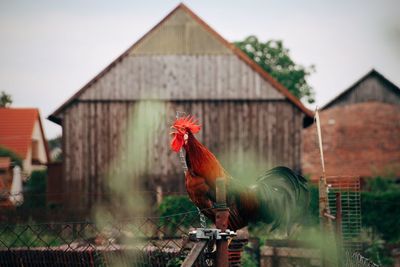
[79,55,285,101]
[131,8,232,55]
[324,74,400,109]
[62,100,303,208]
[53,5,310,213]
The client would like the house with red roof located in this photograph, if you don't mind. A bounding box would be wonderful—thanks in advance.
[0,108,50,175]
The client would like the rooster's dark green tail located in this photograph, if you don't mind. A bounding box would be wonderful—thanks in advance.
[253,166,309,231]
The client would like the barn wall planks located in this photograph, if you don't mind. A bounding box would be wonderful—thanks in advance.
[130,8,232,55]
[62,100,304,209]
[325,74,400,109]
[78,55,285,101]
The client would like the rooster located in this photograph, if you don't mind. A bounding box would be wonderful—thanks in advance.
[170,115,309,231]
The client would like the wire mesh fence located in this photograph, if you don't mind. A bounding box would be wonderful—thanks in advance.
[327,176,362,252]
[0,189,213,266]
[344,251,381,267]
[0,187,382,267]
[0,214,206,266]
[0,189,253,267]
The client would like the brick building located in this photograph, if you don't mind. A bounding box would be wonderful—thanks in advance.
[302,70,400,180]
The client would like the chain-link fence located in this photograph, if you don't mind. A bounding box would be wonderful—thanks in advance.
[0,216,201,266]
[0,188,382,267]
[0,188,210,266]
[0,190,252,266]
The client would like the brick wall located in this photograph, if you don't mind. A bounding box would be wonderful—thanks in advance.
[302,102,400,180]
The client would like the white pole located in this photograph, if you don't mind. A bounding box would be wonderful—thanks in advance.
[315,108,326,176]
[9,165,24,206]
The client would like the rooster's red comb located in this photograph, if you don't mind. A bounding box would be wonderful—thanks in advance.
[173,115,201,134]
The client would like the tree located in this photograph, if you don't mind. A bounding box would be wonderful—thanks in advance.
[0,146,23,167]
[48,136,62,162]
[48,136,62,151]
[0,91,12,107]
[235,36,315,104]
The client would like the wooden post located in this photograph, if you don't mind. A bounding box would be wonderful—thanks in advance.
[315,109,336,267]
[215,177,229,267]
[181,241,208,267]
[319,176,330,267]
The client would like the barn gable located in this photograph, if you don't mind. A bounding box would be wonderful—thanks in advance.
[130,7,231,55]
[323,69,400,109]
[49,3,312,124]
[46,4,314,212]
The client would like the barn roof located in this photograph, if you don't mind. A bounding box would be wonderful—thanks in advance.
[322,69,400,110]
[0,108,50,160]
[49,3,313,124]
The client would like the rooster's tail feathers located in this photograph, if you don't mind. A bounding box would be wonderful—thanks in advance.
[254,166,309,231]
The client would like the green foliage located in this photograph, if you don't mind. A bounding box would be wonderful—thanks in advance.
[166,255,184,267]
[359,228,394,266]
[21,170,47,209]
[365,177,399,192]
[0,221,66,248]
[235,36,315,104]
[242,249,258,267]
[361,190,400,242]
[306,185,319,225]
[0,146,23,167]
[0,91,12,107]
[360,177,400,243]
[48,136,63,161]
[48,136,61,150]
[248,222,285,245]
[158,195,198,233]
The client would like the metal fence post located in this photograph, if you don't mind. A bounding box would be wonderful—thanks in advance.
[215,177,229,267]
[335,192,343,266]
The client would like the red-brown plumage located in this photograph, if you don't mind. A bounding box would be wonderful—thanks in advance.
[170,115,309,231]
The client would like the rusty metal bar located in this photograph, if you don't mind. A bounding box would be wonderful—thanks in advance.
[181,241,208,267]
[215,177,229,267]
[335,192,342,240]
[319,176,329,267]
[335,192,343,266]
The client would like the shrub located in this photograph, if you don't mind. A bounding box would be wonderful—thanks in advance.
[21,170,47,209]
[157,195,199,234]
[0,146,22,167]
[306,185,319,226]
[361,190,400,242]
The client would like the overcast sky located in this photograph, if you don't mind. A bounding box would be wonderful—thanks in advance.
[1,0,399,138]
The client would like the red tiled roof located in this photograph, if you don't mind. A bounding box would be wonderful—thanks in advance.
[0,108,46,159]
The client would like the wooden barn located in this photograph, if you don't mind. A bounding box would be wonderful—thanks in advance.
[48,4,313,212]
[303,69,400,180]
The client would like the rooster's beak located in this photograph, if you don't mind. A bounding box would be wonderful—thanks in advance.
[170,126,177,135]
